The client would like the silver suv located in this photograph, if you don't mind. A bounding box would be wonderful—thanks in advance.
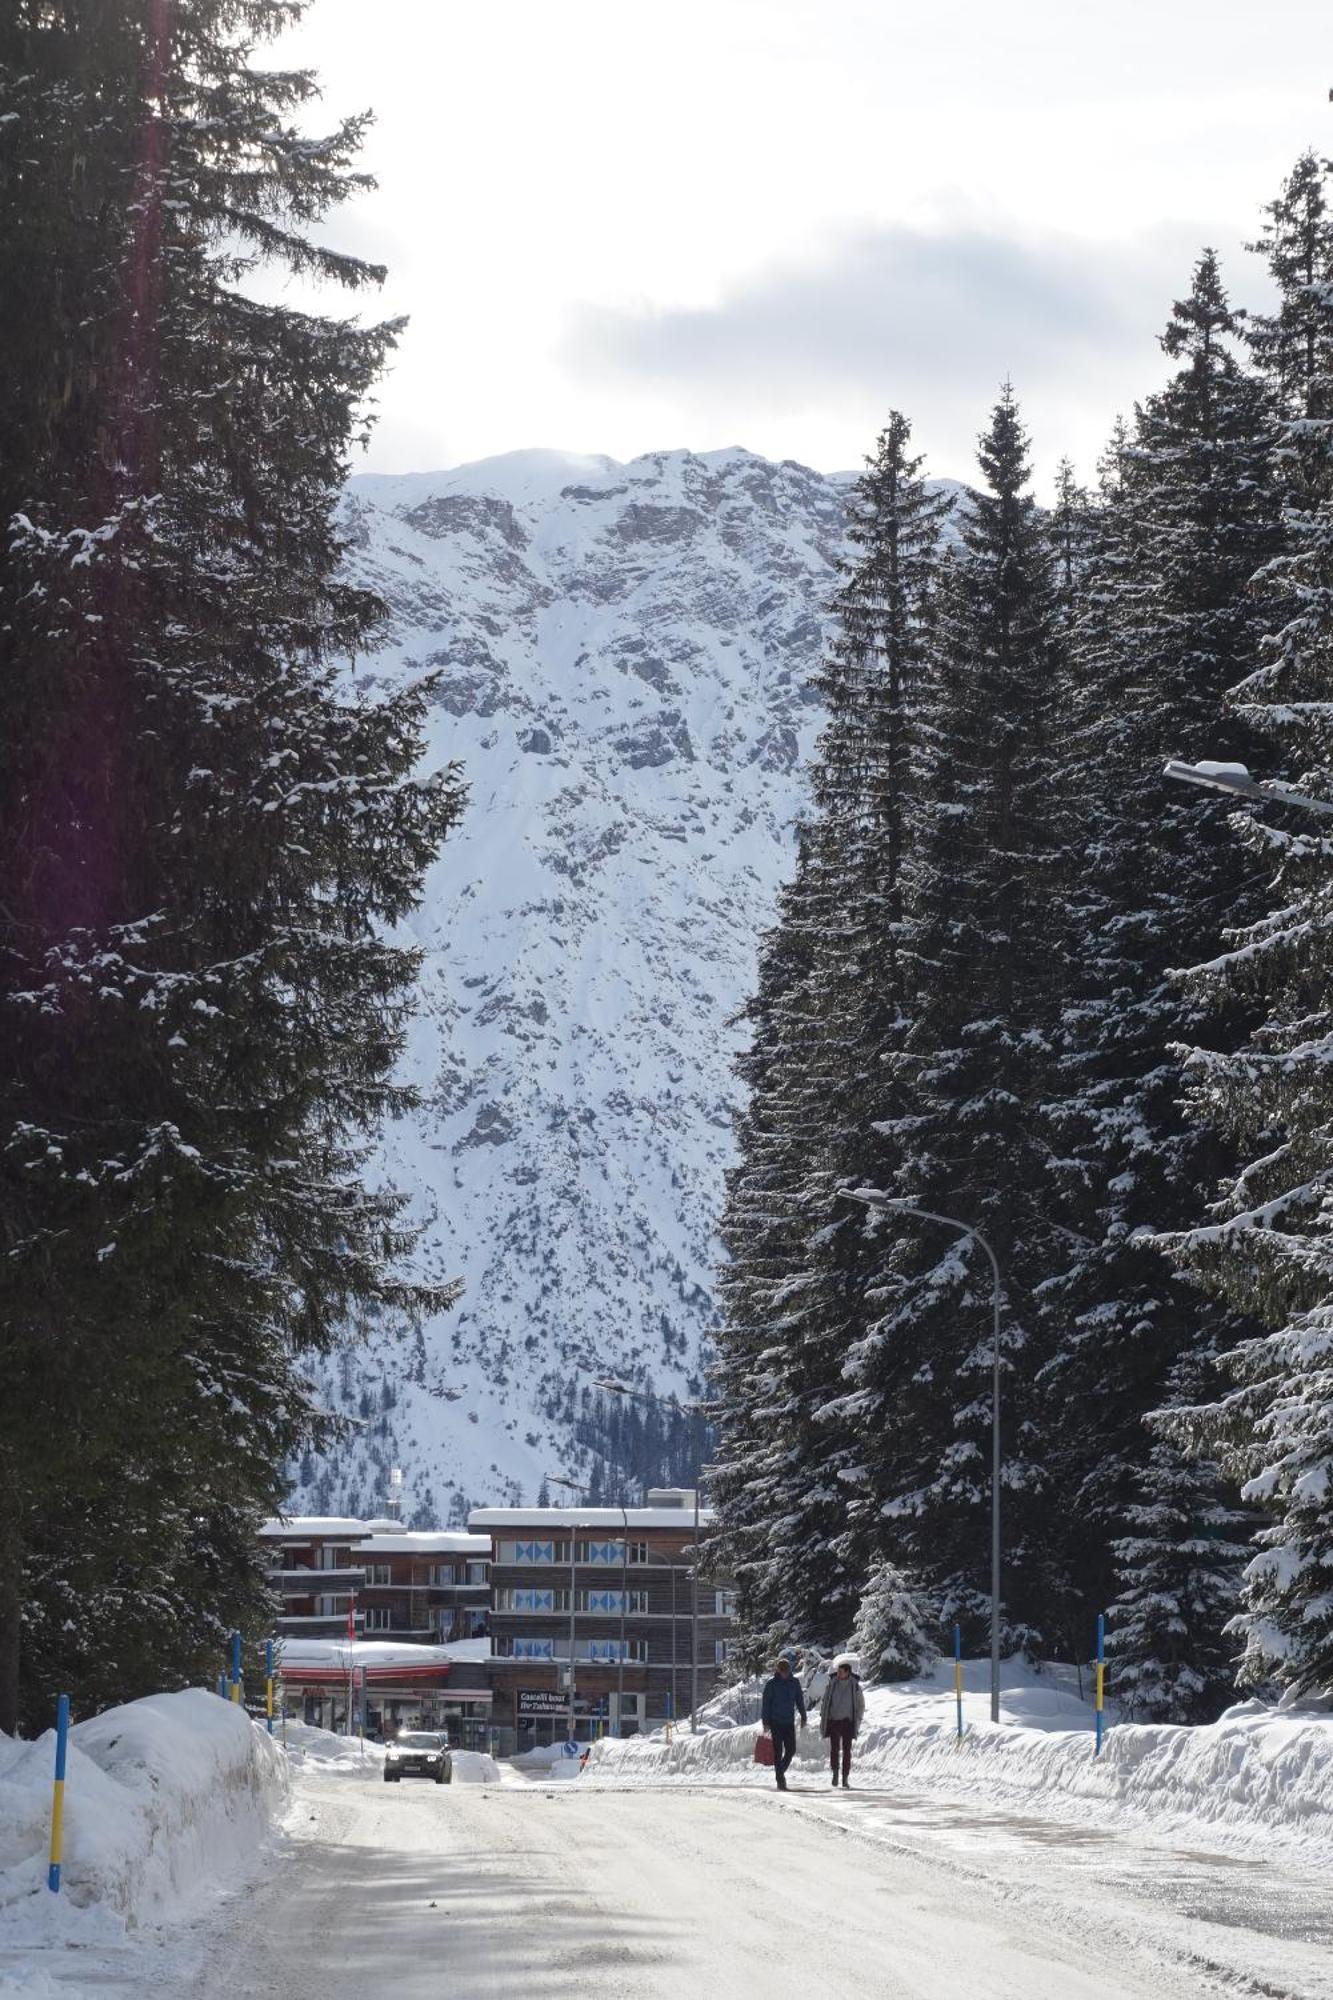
[384,1730,452,1784]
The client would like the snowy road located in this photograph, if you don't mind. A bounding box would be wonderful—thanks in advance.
[193,1767,1333,2000]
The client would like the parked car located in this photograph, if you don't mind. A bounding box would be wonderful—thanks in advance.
[384,1730,452,1784]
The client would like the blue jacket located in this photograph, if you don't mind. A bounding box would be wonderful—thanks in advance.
[761,1670,807,1729]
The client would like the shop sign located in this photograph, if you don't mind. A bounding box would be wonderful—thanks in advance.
[516,1689,567,1717]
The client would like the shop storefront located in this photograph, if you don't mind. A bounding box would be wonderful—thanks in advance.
[276,1640,494,1750]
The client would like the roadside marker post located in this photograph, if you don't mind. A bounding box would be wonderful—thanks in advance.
[47,1694,70,1893]
[954,1624,964,1740]
[230,1631,242,1703]
[266,1640,274,1735]
[665,1688,673,1745]
[1094,1613,1105,1756]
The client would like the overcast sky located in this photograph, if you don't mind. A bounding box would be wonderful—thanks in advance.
[285,0,1329,492]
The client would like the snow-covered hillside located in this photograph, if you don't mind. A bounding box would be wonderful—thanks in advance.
[291,447,853,1522]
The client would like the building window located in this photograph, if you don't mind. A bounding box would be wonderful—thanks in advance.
[496,1539,556,1566]
[715,1638,737,1666]
[714,1590,737,1618]
[363,1607,394,1632]
[625,1542,648,1565]
[508,1637,555,1661]
[465,1561,489,1585]
[574,1638,648,1663]
[576,1589,647,1615]
[496,1587,567,1614]
[432,1562,457,1585]
[315,1594,351,1618]
[366,1565,392,1587]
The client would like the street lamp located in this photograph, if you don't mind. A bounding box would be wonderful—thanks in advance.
[591,1374,705,1731]
[544,1474,584,1741]
[1163,758,1333,817]
[842,1188,1004,1725]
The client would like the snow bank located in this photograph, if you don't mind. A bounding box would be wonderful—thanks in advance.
[0,1690,287,1926]
[451,1750,501,1784]
[279,1719,385,1775]
[588,1659,1333,1860]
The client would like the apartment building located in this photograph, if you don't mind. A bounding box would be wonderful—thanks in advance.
[259,1516,492,1645]
[469,1489,737,1750]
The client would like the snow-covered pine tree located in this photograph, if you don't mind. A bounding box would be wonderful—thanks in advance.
[712,415,948,1649]
[855,386,1065,1651]
[1106,1357,1252,1722]
[712,843,825,1643]
[1158,160,1333,1698]
[849,1557,934,1683]
[0,0,463,1730]
[1034,252,1280,1703]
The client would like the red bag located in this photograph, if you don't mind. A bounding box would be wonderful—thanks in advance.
[753,1732,775,1767]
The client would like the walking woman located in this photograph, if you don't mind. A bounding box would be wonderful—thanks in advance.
[819,1653,865,1787]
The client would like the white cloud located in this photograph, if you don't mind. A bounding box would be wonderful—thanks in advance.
[279,0,1326,484]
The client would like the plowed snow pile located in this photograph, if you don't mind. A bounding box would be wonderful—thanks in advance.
[589,1658,1333,1860]
[0,1687,287,1990]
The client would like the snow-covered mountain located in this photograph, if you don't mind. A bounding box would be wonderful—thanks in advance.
[290,446,853,1524]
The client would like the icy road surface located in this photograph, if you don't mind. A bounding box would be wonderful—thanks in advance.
[194,1768,1333,2000]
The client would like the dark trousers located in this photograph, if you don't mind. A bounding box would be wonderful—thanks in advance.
[771,1722,797,1785]
[827,1718,853,1780]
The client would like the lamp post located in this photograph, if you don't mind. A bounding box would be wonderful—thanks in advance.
[544,1474,584,1742]
[591,1375,705,1731]
[618,1500,628,1737]
[842,1188,1004,1725]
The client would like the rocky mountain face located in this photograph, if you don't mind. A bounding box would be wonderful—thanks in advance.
[289,446,852,1525]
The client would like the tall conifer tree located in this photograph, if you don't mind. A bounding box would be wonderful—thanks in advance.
[713,415,946,1648]
[1161,162,1333,1696]
[0,0,463,1729]
[852,387,1064,1647]
[1036,253,1280,1710]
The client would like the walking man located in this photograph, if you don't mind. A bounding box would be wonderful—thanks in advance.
[819,1653,865,1787]
[760,1653,807,1791]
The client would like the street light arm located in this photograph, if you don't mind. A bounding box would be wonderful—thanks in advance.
[843,1188,1001,1292]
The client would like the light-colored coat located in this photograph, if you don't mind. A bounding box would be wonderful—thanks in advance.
[819,1671,866,1737]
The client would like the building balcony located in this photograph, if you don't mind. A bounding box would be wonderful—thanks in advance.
[266,1566,367,1586]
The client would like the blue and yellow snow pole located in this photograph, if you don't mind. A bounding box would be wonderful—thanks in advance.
[230,1630,242,1703]
[1094,1613,1105,1756]
[48,1694,70,1893]
[954,1624,964,1740]
[265,1640,274,1735]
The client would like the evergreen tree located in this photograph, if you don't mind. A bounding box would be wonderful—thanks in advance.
[713,415,948,1648]
[849,1557,934,1683]
[0,0,463,1731]
[1035,253,1280,1701]
[1107,1418,1251,1722]
[1161,160,1333,1697]
[854,386,1065,1650]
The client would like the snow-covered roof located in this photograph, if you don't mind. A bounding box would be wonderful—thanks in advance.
[276,1639,460,1668]
[350,1531,490,1556]
[468,1507,715,1531]
[259,1516,398,1540]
